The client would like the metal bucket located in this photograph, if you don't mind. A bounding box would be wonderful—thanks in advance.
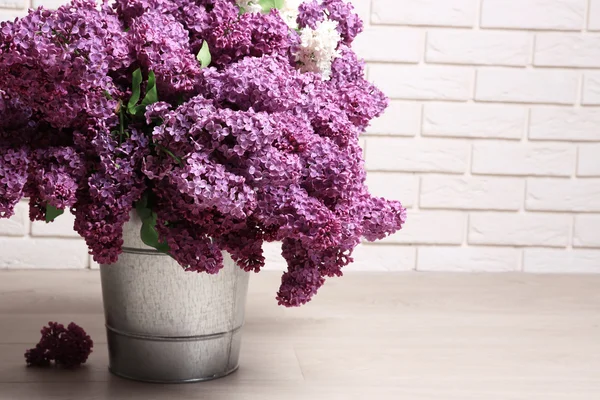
[100,213,250,383]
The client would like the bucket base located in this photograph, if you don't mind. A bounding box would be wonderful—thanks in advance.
[105,326,243,383]
[108,365,240,384]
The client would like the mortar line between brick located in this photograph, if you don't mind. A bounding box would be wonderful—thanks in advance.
[576,73,585,107]
[574,146,581,178]
[586,0,593,31]
[528,34,536,69]
[475,0,483,30]
[371,23,586,34]
[568,214,576,251]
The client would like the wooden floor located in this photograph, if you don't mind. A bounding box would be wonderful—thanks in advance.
[0,271,599,399]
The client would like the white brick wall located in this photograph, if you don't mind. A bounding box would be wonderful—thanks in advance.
[578,144,600,176]
[591,0,600,31]
[471,142,576,177]
[475,69,579,105]
[583,72,600,105]
[469,213,571,247]
[534,34,600,68]
[526,179,600,212]
[369,65,473,101]
[365,138,469,173]
[480,0,587,31]
[529,108,600,141]
[426,31,531,67]
[420,176,525,211]
[422,104,526,139]
[1,0,600,273]
[371,0,477,27]
[573,215,600,248]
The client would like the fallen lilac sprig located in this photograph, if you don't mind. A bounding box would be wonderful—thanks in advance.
[25,322,93,368]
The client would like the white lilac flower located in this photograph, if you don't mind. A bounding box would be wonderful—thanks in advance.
[295,18,342,80]
[279,0,304,29]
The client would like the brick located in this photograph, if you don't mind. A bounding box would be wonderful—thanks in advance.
[417,247,520,272]
[591,0,600,30]
[573,215,600,248]
[476,69,579,105]
[427,30,531,66]
[420,176,525,211]
[365,172,418,208]
[371,0,476,27]
[535,34,600,68]
[422,103,526,139]
[347,244,416,271]
[0,238,89,269]
[472,142,576,177]
[469,213,570,247]
[365,138,469,173]
[31,209,78,238]
[0,8,27,21]
[382,211,466,245]
[369,65,472,101]
[523,249,600,273]
[582,73,600,105]
[526,179,600,212]
[349,0,371,25]
[353,27,423,63]
[578,144,600,177]
[481,0,586,31]
[365,101,421,136]
[90,255,100,270]
[262,241,285,271]
[0,202,29,236]
[530,108,600,141]
[31,0,65,8]
[0,0,27,9]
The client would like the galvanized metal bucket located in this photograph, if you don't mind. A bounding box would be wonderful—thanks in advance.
[100,213,250,383]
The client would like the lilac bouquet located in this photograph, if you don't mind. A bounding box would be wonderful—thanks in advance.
[0,0,406,306]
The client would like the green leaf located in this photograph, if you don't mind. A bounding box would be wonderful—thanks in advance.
[141,70,158,107]
[154,239,170,253]
[45,204,64,223]
[140,213,170,253]
[259,0,284,12]
[196,40,212,69]
[136,195,169,254]
[127,68,143,115]
[140,215,159,245]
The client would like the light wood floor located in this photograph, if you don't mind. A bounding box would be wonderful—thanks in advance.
[0,271,599,399]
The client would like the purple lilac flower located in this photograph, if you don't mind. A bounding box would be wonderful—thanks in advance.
[25,322,93,368]
[73,130,149,264]
[0,0,406,307]
[0,147,28,218]
[201,55,304,112]
[28,147,85,211]
[127,10,200,100]
[0,0,128,130]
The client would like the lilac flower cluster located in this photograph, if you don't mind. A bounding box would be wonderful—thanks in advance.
[297,0,363,44]
[0,0,406,307]
[25,321,93,368]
